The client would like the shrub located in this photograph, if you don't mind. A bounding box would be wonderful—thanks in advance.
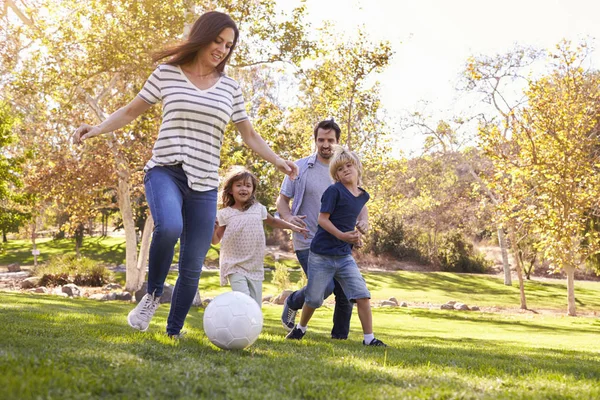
[271,261,290,292]
[437,231,490,273]
[367,213,423,260]
[35,254,111,287]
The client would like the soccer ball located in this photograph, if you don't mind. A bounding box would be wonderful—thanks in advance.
[203,291,263,350]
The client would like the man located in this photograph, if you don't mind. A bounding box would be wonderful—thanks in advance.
[277,118,367,339]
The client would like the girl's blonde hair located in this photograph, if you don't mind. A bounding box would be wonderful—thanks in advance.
[329,145,363,186]
[220,166,258,211]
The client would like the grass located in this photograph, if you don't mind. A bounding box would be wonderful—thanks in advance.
[0,237,297,270]
[1,290,599,399]
[3,238,600,398]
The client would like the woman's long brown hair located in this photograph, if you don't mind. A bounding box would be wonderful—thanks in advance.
[152,11,239,73]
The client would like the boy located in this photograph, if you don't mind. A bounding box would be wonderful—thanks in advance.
[285,145,387,346]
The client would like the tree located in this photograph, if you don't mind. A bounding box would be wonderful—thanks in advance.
[476,41,600,315]
[4,0,314,291]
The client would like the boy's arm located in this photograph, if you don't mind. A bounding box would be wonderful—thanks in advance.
[211,221,226,245]
[265,214,309,238]
[356,205,369,234]
[317,212,361,245]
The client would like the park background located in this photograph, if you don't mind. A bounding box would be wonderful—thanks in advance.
[1,1,600,399]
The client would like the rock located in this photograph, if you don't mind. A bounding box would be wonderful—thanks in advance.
[400,301,408,307]
[262,295,274,303]
[381,300,398,307]
[470,306,480,311]
[388,297,399,306]
[62,284,82,298]
[7,263,21,272]
[21,277,40,289]
[440,304,455,310]
[135,282,173,304]
[55,292,69,298]
[35,286,48,294]
[103,283,122,290]
[444,300,457,306]
[115,292,132,301]
[202,298,212,307]
[105,292,117,301]
[89,293,107,301]
[454,303,470,311]
[271,290,293,305]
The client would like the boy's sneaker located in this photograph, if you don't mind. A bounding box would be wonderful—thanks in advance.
[363,338,387,347]
[285,327,305,340]
[127,293,160,332]
[281,298,297,332]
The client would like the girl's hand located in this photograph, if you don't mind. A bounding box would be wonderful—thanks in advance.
[73,124,102,144]
[292,225,310,239]
[274,157,298,180]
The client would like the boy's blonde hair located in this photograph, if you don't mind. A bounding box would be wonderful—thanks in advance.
[220,166,258,211]
[329,145,363,186]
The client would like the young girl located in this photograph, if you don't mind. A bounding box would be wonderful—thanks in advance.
[212,167,308,305]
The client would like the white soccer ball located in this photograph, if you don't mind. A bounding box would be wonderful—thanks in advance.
[203,291,263,350]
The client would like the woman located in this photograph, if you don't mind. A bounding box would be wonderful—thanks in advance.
[73,11,297,338]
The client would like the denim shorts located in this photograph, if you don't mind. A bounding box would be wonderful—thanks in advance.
[304,251,370,308]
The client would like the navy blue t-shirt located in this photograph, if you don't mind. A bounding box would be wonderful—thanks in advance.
[310,182,370,256]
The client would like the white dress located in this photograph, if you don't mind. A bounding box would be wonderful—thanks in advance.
[217,202,268,286]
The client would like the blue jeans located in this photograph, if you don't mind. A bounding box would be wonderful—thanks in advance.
[305,252,370,308]
[286,249,353,338]
[145,165,217,335]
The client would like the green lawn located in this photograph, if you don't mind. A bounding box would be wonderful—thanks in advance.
[1,291,599,399]
[0,237,298,270]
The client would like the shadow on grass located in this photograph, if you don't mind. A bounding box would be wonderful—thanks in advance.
[2,292,599,399]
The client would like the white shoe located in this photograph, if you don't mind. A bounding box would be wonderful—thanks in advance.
[127,293,160,332]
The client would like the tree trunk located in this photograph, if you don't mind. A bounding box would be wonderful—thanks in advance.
[2,231,6,243]
[565,265,576,316]
[74,223,84,257]
[507,229,527,309]
[114,161,141,292]
[498,228,512,285]
[132,212,154,292]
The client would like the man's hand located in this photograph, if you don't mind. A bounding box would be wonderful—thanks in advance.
[356,220,368,234]
[287,214,307,228]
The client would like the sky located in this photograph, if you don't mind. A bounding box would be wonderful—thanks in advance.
[279,0,600,155]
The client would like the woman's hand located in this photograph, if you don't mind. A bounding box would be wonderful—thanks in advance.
[274,157,298,180]
[73,124,102,144]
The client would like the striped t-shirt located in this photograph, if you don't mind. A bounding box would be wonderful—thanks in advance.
[137,64,249,191]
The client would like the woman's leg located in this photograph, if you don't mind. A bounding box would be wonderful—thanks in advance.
[145,167,184,296]
[128,167,184,332]
[166,188,217,336]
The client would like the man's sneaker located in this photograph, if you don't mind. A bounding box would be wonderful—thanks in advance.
[168,331,187,340]
[285,327,306,340]
[363,338,387,347]
[127,293,160,332]
[281,297,297,332]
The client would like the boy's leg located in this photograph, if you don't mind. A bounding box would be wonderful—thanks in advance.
[355,298,373,334]
[166,188,217,336]
[287,252,335,340]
